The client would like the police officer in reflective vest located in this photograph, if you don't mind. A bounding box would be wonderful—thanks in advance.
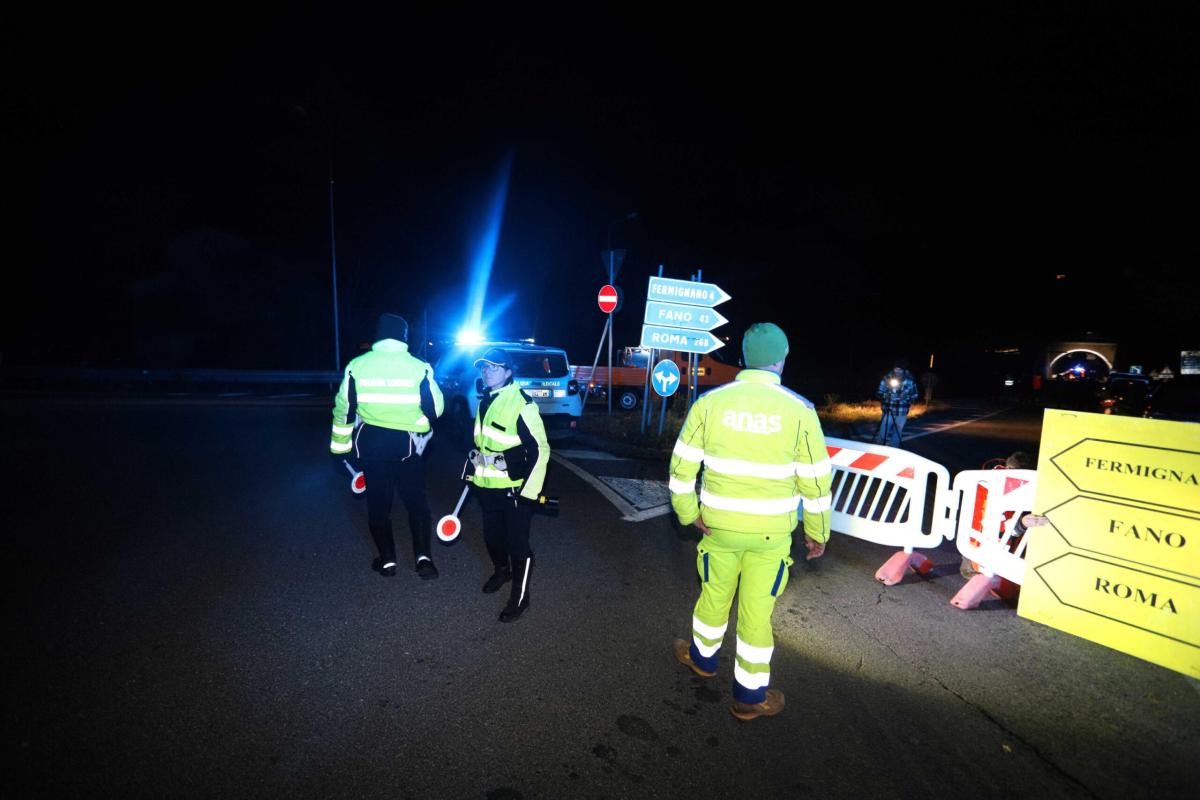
[469,347,550,622]
[669,322,833,721]
[330,314,444,579]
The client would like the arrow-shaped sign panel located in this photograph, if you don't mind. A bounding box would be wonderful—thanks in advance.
[1033,552,1198,647]
[1050,439,1200,513]
[644,301,728,332]
[1045,496,1200,580]
[647,276,731,308]
[640,325,724,355]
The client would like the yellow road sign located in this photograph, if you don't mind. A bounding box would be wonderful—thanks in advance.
[1019,410,1200,678]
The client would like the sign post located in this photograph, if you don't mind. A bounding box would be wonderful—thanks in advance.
[600,250,625,415]
[592,282,621,416]
[640,265,664,435]
[1018,410,1200,678]
[640,270,730,431]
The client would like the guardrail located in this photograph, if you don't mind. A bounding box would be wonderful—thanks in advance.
[1,367,342,384]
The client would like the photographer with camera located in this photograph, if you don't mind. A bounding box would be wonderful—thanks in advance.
[874,358,919,448]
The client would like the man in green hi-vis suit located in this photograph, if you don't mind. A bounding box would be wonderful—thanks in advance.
[669,322,833,721]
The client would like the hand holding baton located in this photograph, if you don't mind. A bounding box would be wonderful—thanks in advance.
[343,459,366,494]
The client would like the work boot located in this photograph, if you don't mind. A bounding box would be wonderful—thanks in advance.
[499,555,532,622]
[731,689,785,721]
[673,638,716,678]
[371,558,397,578]
[482,566,512,594]
[368,522,396,576]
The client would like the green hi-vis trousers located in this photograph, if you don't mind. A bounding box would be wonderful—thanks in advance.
[688,527,794,705]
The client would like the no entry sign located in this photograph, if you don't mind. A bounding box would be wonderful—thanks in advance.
[598,284,618,314]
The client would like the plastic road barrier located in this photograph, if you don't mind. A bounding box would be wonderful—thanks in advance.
[950,469,1038,609]
[824,438,955,585]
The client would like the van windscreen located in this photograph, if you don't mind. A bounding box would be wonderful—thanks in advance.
[510,351,568,378]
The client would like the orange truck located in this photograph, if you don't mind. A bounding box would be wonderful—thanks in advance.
[572,346,740,410]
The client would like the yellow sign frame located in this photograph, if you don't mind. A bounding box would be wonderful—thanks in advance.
[1018,410,1200,678]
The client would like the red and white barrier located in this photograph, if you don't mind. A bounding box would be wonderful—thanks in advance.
[950,469,1038,608]
[824,437,955,585]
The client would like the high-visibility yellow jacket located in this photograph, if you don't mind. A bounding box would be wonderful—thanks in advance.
[330,340,443,454]
[669,369,832,541]
[472,381,550,500]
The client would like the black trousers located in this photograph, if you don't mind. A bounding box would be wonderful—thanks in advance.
[476,486,533,570]
[357,425,432,564]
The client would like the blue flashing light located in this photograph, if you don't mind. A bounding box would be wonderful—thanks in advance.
[456,329,486,346]
[461,154,514,338]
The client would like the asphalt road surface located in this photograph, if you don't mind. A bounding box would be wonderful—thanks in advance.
[4,398,1197,799]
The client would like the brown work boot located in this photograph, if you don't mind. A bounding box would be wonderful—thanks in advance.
[673,638,716,678]
[731,689,785,721]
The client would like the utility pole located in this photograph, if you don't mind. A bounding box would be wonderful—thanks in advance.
[328,154,341,370]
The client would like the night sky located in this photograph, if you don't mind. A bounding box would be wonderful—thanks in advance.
[7,7,1198,389]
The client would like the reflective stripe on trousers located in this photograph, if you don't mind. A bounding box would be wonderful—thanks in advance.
[688,528,792,704]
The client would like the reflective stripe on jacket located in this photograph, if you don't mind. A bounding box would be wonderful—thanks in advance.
[472,382,550,499]
[330,340,443,452]
[668,369,833,541]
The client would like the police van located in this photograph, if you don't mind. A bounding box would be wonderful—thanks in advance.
[433,340,583,441]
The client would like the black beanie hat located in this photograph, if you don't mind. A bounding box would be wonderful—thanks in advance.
[374,314,408,342]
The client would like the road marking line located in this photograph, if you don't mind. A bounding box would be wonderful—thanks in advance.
[550,453,672,522]
[554,448,626,461]
[902,408,1010,441]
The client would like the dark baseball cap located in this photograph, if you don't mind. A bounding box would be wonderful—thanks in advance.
[472,347,512,369]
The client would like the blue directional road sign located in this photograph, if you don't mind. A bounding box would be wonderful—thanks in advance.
[640,325,724,354]
[647,276,732,308]
[644,301,728,332]
[651,359,681,397]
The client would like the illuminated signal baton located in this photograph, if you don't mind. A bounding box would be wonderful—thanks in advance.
[437,485,472,544]
[342,459,366,494]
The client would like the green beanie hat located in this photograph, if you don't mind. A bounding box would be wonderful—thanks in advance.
[742,322,789,368]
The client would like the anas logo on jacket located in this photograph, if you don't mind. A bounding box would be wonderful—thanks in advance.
[721,410,783,435]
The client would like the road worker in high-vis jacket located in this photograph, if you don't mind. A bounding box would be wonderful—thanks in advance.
[669,322,833,721]
[331,314,444,580]
[469,347,550,622]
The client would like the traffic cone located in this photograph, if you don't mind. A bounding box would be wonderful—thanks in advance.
[951,574,998,609]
